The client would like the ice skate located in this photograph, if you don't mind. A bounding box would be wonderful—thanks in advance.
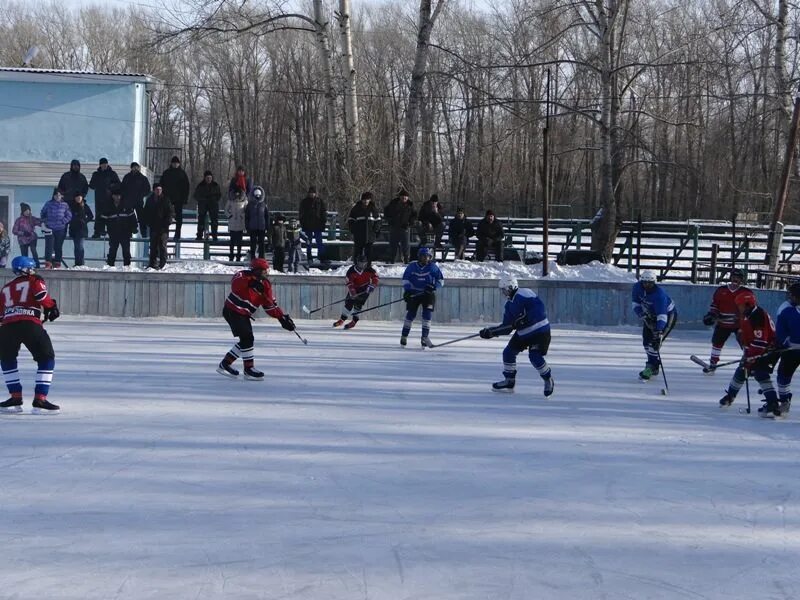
[343,319,358,329]
[32,398,60,413]
[400,336,407,347]
[333,319,345,327]
[492,378,515,393]
[0,397,23,414]
[719,393,734,407]
[421,337,434,349]
[216,361,239,378]
[638,365,658,381]
[780,399,792,415]
[543,376,555,398]
[758,401,782,419]
[244,366,264,381]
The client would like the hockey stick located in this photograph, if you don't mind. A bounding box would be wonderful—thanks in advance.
[302,297,346,315]
[656,347,669,395]
[430,332,482,348]
[350,293,424,317]
[293,329,308,345]
[743,371,752,414]
[690,349,787,373]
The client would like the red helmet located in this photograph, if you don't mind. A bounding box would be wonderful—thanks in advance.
[734,290,756,309]
[250,258,269,272]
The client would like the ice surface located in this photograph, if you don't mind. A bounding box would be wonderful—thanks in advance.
[1,317,799,599]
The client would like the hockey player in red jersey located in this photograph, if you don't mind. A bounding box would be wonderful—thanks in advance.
[702,268,753,370]
[333,254,379,329]
[217,257,295,380]
[717,291,781,416]
[0,256,60,413]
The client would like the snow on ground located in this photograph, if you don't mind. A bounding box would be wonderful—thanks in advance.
[70,258,638,282]
[1,317,799,599]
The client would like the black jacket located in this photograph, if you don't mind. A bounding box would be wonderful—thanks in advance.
[419,200,443,229]
[160,166,191,206]
[347,201,381,244]
[383,197,416,229]
[298,195,327,231]
[68,203,94,238]
[101,203,137,240]
[58,169,89,202]
[448,216,474,241]
[195,180,222,207]
[121,171,151,213]
[476,218,504,242]
[89,168,121,207]
[142,192,175,234]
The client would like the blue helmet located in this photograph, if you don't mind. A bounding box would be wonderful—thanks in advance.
[11,256,36,275]
[418,247,432,258]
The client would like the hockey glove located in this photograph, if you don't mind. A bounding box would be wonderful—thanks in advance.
[44,301,60,322]
[479,327,496,339]
[249,279,265,294]
[279,314,295,331]
[403,290,414,302]
[702,313,716,326]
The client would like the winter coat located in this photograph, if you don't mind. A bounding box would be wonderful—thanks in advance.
[476,218,504,242]
[298,195,327,231]
[347,200,381,244]
[448,216,474,241]
[0,235,9,266]
[245,193,269,232]
[68,203,95,238]
[142,192,175,234]
[101,203,138,241]
[227,176,253,203]
[89,167,121,208]
[160,166,191,206]
[383,197,417,229]
[195,180,222,208]
[226,195,248,232]
[13,215,41,246]
[40,199,73,232]
[271,220,287,248]
[419,200,443,229]
[57,168,89,203]
[121,171,151,213]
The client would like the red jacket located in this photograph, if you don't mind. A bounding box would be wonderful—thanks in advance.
[345,266,379,296]
[0,274,56,325]
[224,270,284,319]
[710,285,754,329]
[740,306,775,360]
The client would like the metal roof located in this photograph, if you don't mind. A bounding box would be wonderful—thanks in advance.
[0,67,157,85]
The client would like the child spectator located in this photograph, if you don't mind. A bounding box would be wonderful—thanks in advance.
[226,188,248,263]
[270,214,287,272]
[68,193,94,267]
[40,188,72,268]
[0,222,10,268]
[13,203,41,267]
[286,218,306,273]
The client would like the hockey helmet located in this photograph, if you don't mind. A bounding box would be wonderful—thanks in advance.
[250,257,269,274]
[11,256,36,275]
[639,270,657,284]
[734,290,756,311]
[418,246,432,258]
[499,273,519,297]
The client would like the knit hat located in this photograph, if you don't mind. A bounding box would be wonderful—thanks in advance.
[130,162,140,169]
[70,159,80,168]
[170,155,180,164]
[203,170,213,177]
[360,191,373,201]
[20,202,31,213]
[398,188,409,198]
[73,191,84,199]
[99,157,108,165]
[485,209,495,217]
[429,194,439,203]
[308,185,317,194]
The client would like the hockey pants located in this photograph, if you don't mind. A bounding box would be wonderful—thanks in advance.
[502,331,551,381]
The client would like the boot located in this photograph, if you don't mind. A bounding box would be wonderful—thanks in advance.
[32,397,60,412]
[543,376,555,398]
[244,366,264,381]
[0,397,23,413]
[492,378,516,392]
[216,361,239,378]
[719,392,734,407]
[333,319,345,328]
[344,319,358,329]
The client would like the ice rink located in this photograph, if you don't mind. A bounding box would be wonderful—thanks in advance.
[1,317,799,599]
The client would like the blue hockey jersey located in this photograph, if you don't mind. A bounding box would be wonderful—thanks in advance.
[776,300,800,348]
[499,288,550,337]
[631,281,675,332]
[402,261,444,293]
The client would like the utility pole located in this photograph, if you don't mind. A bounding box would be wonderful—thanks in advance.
[542,69,551,276]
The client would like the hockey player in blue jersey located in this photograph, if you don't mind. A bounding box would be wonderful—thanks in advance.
[772,281,800,417]
[479,274,554,397]
[400,247,444,348]
[632,270,677,381]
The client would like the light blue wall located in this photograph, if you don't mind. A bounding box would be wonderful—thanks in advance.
[0,80,144,165]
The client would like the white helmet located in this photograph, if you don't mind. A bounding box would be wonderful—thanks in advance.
[639,270,657,283]
[499,273,519,294]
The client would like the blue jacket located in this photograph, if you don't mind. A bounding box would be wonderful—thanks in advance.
[497,288,550,337]
[776,301,800,348]
[40,199,73,232]
[631,282,675,332]
[402,260,444,293]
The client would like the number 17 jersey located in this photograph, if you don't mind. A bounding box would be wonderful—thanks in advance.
[0,274,56,325]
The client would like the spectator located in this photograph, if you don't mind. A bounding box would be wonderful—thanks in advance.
[227,165,253,203]
[121,162,151,236]
[383,189,416,263]
[448,207,474,260]
[13,203,40,267]
[102,187,137,267]
[142,183,175,270]
[270,214,287,272]
[0,222,9,268]
[418,194,445,248]
[68,193,94,267]
[245,186,269,259]
[88,158,120,238]
[195,170,221,241]
[57,159,89,208]
[160,155,190,241]
[286,218,306,273]
[225,187,247,263]
[475,210,505,262]
[40,188,72,269]
[347,191,381,261]
[298,186,327,263]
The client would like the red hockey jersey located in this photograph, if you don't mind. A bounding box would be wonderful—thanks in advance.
[739,306,776,360]
[0,274,56,325]
[345,266,379,296]
[709,285,754,330]
[224,270,284,319]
